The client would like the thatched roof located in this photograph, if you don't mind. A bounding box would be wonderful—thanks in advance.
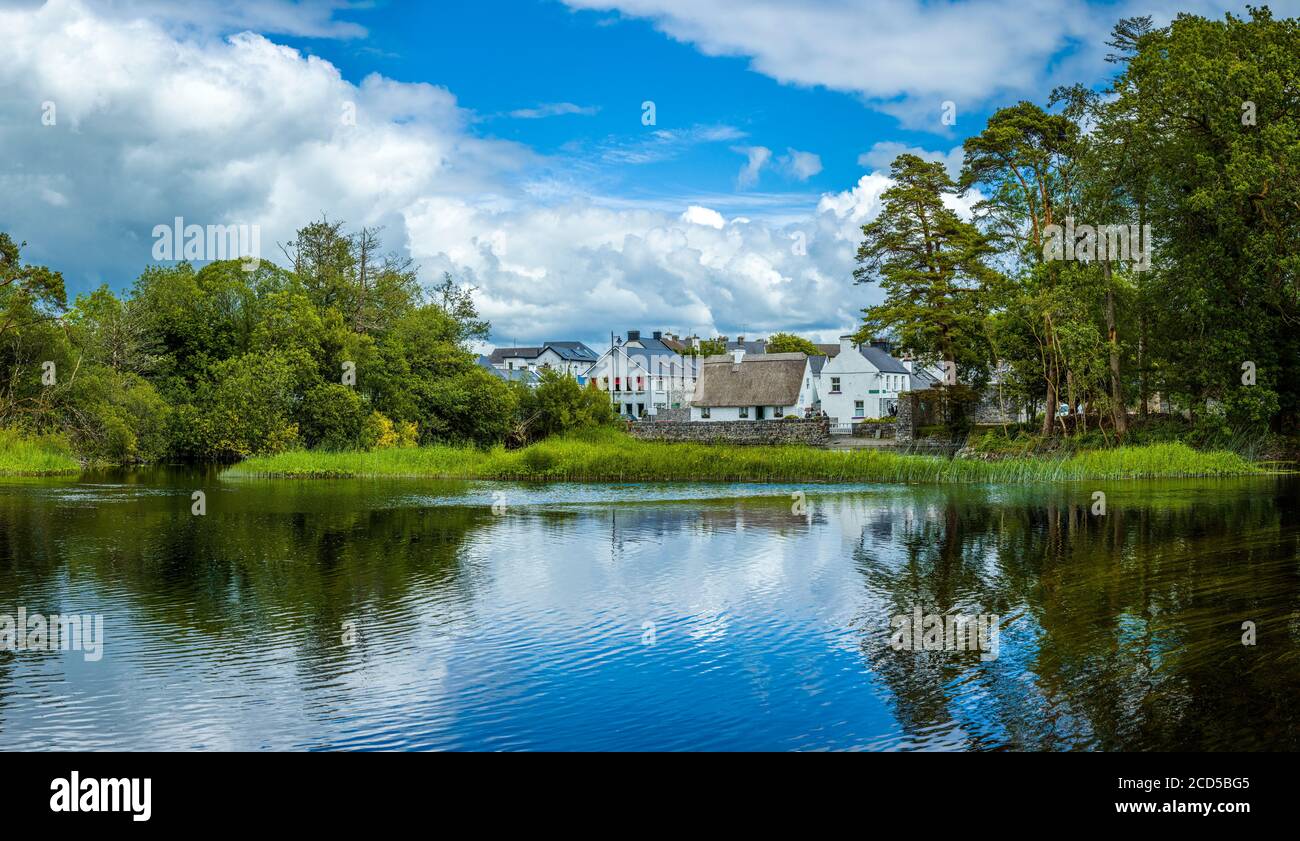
[692,352,807,407]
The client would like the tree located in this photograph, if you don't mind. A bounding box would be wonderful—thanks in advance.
[0,232,65,346]
[766,332,821,355]
[513,369,616,444]
[696,338,727,356]
[855,154,1000,384]
[961,101,1083,433]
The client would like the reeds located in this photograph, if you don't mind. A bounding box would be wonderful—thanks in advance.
[0,427,81,476]
[227,428,1261,483]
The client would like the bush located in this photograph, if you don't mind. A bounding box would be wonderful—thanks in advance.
[299,383,368,450]
[360,411,418,450]
[514,370,616,444]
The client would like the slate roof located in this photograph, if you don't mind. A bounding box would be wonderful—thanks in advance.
[476,355,540,384]
[487,346,544,364]
[725,338,768,355]
[860,344,910,374]
[544,341,598,362]
[692,352,808,407]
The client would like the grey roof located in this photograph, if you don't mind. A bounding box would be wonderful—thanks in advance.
[910,370,938,390]
[488,346,544,363]
[860,344,910,374]
[629,336,676,354]
[692,352,807,407]
[489,341,597,364]
[476,355,540,384]
[814,343,841,358]
[544,341,598,362]
[725,338,768,355]
[808,355,828,377]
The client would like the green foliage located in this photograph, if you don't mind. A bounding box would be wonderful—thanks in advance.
[514,369,616,443]
[765,333,821,355]
[855,154,1000,384]
[696,338,727,356]
[231,428,1260,482]
[0,427,80,475]
[299,383,368,450]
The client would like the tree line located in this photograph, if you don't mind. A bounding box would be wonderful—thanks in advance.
[0,219,612,464]
[855,9,1299,441]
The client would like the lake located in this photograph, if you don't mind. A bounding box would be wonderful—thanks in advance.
[1,469,1297,750]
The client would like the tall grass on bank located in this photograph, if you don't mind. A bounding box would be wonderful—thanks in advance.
[227,428,1261,483]
[0,428,81,476]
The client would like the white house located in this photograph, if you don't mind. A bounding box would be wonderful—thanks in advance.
[488,341,598,378]
[585,330,698,418]
[818,336,913,423]
[689,351,815,421]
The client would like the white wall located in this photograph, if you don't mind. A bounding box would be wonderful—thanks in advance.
[690,405,799,421]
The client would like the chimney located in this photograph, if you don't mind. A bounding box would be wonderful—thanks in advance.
[731,348,745,364]
[870,338,889,351]
[737,334,745,344]
[690,336,700,350]
[627,330,640,342]
[839,334,855,355]
[652,330,662,341]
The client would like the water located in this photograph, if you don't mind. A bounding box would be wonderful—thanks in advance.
[1,468,1297,751]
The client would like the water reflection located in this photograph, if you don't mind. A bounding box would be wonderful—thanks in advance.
[0,470,1296,750]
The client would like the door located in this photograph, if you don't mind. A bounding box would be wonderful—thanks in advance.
[756,406,766,420]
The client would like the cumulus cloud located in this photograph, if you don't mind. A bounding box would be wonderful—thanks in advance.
[680,205,726,229]
[0,0,912,347]
[858,142,964,179]
[562,0,1300,128]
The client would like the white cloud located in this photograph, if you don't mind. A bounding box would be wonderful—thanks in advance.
[0,0,918,347]
[680,205,726,229]
[858,142,964,179]
[563,0,1300,128]
[508,102,600,119]
[780,148,822,181]
[733,145,772,189]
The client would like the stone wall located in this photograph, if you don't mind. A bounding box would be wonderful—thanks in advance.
[852,421,897,439]
[630,418,830,446]
[651,407,690,423]
[896,395,915,442]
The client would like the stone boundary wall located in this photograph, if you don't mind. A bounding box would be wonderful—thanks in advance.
[852,421,897,439]
[630,418,830,446]
[650,407,690,422]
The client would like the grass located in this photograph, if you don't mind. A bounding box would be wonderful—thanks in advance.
[226,427,1263,483]
[0,427,81,476]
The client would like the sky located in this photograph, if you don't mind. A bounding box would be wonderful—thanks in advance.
[1,0,1294,350]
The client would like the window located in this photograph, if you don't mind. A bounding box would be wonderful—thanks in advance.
[830,376,841,394]
[739,406,749,418]
[701,407,711,419]
[854,400,865,418]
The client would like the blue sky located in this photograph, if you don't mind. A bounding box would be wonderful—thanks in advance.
[1,0,1291,349]
[275,0,899,209]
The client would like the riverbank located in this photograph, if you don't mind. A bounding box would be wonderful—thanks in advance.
[225,429,1261,483]
[0,429,81,476]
